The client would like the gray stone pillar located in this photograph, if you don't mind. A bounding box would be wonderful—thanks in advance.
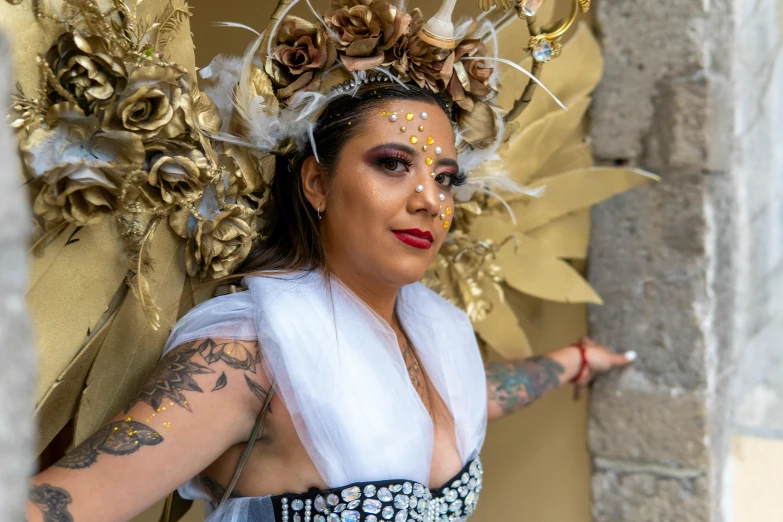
[0,32,35,522]
[586,0,744,520]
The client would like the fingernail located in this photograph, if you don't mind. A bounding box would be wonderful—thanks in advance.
[624,350,638,362]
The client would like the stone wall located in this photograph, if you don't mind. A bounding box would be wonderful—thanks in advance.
[587,0,783,520]
[0,32,35,522]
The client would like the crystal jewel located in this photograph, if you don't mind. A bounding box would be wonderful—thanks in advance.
[451,480,461,488]
[328,514,341,522]
[402,482,412,495]
[449,500,463,513]
[378,488,393,502]
[315,496,327,512]
[462,473,470,483]
[394,494,409,509]
[470,460,480,477]
[382,506,395,519]
[315,515,326,522]
[294,515,301,522]
[341,510,360,522]
[366,516,378,522]
[334,504,346,513]
[347,500,360,509]
[364,485,377,497]
[465,491,476,506]
[342,487,361,502]
[395,509,408,522]
[521,0,544,16]
[532,38,553,62]
[458,486,468,498]
[293,499,304,511]
[363,499,382,514]
[327,494,339,506]
[444,489,457,503]
[413,483,426,498]
[409,497,417,509]
[390,484,402,493]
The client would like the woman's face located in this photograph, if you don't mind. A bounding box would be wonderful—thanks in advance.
[320,99,459,289]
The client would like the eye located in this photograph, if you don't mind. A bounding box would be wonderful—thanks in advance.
[379,156,411,173]
[434,172,455,188]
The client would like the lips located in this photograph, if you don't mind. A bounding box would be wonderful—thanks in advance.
[392,229,434,250]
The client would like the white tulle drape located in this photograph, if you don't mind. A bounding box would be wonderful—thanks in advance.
[162,271,487,517]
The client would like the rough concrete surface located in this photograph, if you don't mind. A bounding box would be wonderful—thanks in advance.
[0,31,35,522]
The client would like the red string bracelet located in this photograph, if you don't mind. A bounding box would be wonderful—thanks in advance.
[570,342,588,383]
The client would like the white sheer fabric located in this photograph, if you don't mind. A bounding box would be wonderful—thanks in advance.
[163,270,487,507]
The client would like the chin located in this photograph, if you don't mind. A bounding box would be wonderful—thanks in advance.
[378,256,432,287]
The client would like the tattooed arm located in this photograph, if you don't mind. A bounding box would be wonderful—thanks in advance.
[26,338,272,522]
[486,338,634,420]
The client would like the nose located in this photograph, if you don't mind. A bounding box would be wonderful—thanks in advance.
[410,173,442,218]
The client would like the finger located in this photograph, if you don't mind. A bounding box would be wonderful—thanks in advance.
[617,350,637,365]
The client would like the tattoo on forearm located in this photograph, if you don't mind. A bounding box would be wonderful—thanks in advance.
[201,475,244,501]
[54,420,163,469]
[486,356,564,415]
[29,484,74,522]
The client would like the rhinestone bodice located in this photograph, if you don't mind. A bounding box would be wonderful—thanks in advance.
[275,457,483,522]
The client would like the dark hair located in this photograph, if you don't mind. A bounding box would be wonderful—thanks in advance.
[236,83,452,276]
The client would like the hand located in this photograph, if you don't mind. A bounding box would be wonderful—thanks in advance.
[571,336,635,401]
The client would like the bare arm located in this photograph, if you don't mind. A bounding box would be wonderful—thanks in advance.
[486,337,634,421]
[26,338,271,522]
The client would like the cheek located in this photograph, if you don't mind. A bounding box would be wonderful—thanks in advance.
[329,166,404,230]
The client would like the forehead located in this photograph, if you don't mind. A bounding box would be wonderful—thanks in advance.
[361,99,455,140]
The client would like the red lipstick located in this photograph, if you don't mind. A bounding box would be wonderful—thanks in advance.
[392,229,434,250]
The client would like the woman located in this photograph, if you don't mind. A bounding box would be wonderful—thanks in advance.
[25,82,632,522]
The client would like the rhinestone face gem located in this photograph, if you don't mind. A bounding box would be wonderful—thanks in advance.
[394,494,409,509]
[341,510,360,522]
[439,193,446,202]
[445,207,451,215]
[389,114,398,122]
[378,488,393,502]
[418,125,424,132]
[443,220,450,228]
[293,499,305,511]
[315,496,327,512]
[425,157,433,165]
[405,113,414,121]
[364,485,377,497]
[426,137,435,145]
[363,499,382,514]
[420,112,428,119]
[434,146,442,155]
[422,145,428,152]
[410,136,419,144]
[341,487,361,502]
[327,494,340,506]
[415,185,424,193]
[532,38,553,62]
[400,126,406,132]
[382,506,395,519]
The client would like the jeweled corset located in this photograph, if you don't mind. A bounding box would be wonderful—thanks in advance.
[274,457,483,522]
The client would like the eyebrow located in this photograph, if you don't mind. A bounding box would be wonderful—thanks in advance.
[367,143,459,170]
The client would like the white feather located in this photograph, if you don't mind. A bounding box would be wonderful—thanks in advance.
[213,21,262,37]
[462,56,566,110]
